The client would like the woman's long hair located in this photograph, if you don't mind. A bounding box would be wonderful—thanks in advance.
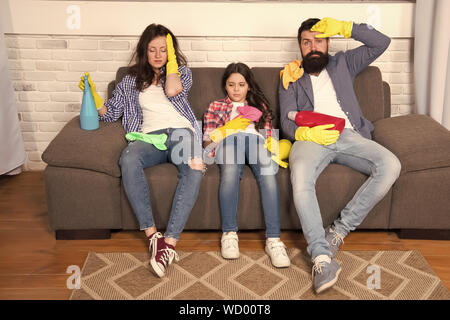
[128,24,187,92]
[222,62,273,130]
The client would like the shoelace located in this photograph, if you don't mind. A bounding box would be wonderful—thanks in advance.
[331,231,345,246]
[148,232,163,252]
[312,260,326,278]
[267,241,287,257]
[158,248,179,268]
[149,232,163,243]
[222,233,238,250]
[222,238,238,250]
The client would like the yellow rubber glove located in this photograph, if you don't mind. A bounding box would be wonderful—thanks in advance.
[209,116,251,143]
[311,17,353,39]
[265,137,292,168]
[78,72,104,110]
[166,33,180,76]
[295,124,340,146]
[279,59,304,90]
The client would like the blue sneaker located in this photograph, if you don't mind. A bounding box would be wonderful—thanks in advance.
[325,225,345,258]
[312,255,341,294]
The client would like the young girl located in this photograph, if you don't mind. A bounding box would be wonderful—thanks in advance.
[79,24,204,278]
[203,62,290,268]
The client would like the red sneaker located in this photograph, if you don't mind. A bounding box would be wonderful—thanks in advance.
[150,237,179,278]
[147,232,163,258]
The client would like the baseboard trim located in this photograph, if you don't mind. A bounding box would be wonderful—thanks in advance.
[397,229,450,240]
[55,229,111,240]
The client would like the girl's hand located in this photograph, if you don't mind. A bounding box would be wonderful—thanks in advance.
[209,116,251,143]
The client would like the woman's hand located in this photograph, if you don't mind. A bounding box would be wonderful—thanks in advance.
[78,72,104,110]
[165,34,180,76]
[165,33,183,97]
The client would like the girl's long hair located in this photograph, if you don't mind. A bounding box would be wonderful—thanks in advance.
[128,24,187,92]
[222,62,273,130]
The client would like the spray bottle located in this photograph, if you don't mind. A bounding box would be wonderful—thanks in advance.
[80,75,99,130]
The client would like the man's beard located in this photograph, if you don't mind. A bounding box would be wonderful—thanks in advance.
[302,51,329,74]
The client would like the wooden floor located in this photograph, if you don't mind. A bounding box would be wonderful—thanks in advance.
[0,171,449,300]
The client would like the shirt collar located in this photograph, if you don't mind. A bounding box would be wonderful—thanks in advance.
[225,96,248,106]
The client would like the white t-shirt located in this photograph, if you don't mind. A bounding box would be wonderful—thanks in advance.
[310,69,353,129]
[139,84,194,134]
[229,101,264,138]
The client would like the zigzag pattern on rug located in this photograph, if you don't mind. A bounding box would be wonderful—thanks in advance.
[70,249,450,300]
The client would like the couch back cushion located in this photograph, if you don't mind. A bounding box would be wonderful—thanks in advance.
[189,68,227,120]
[111,65,387,129]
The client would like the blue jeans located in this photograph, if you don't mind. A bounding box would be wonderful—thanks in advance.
[215,133,281,238]
[289,129,401,260]
[119,127,203,240]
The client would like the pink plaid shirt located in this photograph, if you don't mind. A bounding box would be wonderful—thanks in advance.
[202,96,273,142]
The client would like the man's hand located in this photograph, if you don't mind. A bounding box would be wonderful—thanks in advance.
[166,33,180,76]
[311,17,352,39]
[209,116,251,143]
[78,72,104,110]
[295,124,340,146]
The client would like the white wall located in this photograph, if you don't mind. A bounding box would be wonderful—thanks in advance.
[2,0,414,37]
[2,0,415,170]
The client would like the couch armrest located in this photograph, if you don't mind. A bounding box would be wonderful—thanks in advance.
[42,116,126,177]
[372,114,450,173]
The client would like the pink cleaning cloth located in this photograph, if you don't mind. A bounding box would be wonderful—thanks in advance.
[237,105,263,122]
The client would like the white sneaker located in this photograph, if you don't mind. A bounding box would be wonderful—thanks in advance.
[265,238,290,268]
[221,232,239,259]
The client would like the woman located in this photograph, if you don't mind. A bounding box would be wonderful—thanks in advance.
[79,24,204,278]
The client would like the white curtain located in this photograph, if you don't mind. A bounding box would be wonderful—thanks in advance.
[414,0,450,130]
[0,22,26,175]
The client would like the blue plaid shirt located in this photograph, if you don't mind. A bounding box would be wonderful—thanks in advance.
[100,65,203,143]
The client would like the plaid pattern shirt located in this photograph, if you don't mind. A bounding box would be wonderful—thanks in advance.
[202,96,273,142]
[100,65,203,143]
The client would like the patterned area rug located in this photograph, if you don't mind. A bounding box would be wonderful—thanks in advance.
[70,249,450,300]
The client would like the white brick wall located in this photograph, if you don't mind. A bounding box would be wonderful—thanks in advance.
[6,34,414,170]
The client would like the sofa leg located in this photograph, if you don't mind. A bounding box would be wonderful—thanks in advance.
[397,229,450,240]
[55,229,111,240]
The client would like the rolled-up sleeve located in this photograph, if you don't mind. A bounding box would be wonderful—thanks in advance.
[344,23,391,77]
[202,102,218,141]
[168,65,192,101]
[100,79,125,123]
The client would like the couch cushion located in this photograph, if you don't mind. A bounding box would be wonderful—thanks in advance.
[189,68,226,120]
[42,116,126,177]
[45,166,122,230]
[372,114,450,173]
[251,67,282,129]
[389,167,450,229]
[110,66,387,126]
[121,162,391,230]
[353,66,386,123]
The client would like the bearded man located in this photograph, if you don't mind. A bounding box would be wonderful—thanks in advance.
[278,17,401,294]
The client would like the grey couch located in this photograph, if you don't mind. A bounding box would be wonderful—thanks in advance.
[41,66,450,240]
